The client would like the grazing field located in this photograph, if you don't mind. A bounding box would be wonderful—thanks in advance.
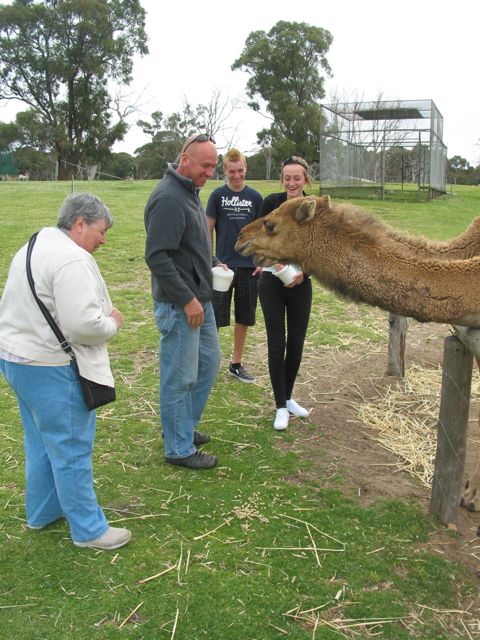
[1,180,480,639]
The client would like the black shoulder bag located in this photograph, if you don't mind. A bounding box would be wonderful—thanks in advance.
[26,232,116,411]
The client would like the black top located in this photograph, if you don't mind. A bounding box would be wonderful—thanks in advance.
[259,191,288,217]
[258,191,310,278]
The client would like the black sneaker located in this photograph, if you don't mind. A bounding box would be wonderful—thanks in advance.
[194,430,210,446]
[166,450,218,469]
[228,363,255,383]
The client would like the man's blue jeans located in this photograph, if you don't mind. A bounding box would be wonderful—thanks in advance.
[154,300,221,459]
[0,359,108,542]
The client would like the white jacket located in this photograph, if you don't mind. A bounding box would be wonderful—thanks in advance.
[0,227,117,386]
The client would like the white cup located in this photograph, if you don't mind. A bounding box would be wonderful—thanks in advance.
[273,264,298,286]
[211,266,234,291]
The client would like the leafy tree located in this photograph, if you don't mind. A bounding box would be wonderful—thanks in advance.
[243,152,267,179]
[0,0,148,179]
[449,155,470,171]
[446,156,480,185]
[14,146,57,180]
[447,155,470,184]
[135,102,210,179]
[0,120,18,151]
[98,151,135,180]
[385,146,409,183]
[135,109,193,179]
[232,21,332,164]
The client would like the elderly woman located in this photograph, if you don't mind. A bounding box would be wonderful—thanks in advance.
[0,192,130,550]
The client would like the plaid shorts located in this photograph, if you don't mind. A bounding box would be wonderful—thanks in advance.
[212,267,259,328]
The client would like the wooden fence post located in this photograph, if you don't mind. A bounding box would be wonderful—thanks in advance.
[386,314,408,377]
[430,335,473,526]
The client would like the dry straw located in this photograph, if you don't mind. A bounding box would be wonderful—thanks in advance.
[354,364,479,488]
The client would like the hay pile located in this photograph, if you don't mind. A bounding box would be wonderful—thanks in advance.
[355,364,479,488]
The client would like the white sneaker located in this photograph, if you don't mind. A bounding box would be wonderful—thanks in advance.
[274,408,289,431]
[286,399,309,417]
[74,527,132,550]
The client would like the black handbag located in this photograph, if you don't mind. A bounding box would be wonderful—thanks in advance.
[26,232,116,411]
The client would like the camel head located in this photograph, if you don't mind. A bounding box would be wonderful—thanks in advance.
[235,195,331,267]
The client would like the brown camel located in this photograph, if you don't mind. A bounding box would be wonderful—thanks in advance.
[235,195,480,327]
[235,195,480,514]
[338,201,480,260]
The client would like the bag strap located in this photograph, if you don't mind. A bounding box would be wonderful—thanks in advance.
[26,232,75,358]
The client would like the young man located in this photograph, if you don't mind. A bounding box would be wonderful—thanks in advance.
[207,149,263,383]
[144,133,221,470]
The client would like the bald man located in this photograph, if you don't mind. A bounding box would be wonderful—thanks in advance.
[144,133,221,469]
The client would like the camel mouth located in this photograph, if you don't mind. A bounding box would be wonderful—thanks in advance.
[234,239,283,268]
[234,239,250,255]
[253,255,276,267]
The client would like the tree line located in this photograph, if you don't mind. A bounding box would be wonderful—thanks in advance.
[0,1,477,184]
[0,1,332,180]
[447,156,480,186]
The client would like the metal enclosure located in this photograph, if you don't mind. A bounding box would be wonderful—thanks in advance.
[319,99,447,200]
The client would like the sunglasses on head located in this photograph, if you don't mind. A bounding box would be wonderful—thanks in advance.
[282,155,309,170]
[182,133,216,153]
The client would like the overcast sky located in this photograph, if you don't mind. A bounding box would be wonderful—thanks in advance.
[1,0,478,165]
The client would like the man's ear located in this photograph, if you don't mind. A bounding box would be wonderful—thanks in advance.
[294,197,316,223]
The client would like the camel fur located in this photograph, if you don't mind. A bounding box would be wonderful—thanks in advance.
[375,211,480,260]
[235,195,480,327]
[236,195,480,516]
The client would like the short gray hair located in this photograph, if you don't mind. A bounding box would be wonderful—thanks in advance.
[57,192,113,230]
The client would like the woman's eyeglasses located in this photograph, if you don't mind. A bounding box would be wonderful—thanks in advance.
[283,155,309,171]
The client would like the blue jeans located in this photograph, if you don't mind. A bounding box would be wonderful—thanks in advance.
[154,300,220,459]
[0,359,108,542]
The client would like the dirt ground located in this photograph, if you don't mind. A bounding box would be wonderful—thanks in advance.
[283,320,480,580]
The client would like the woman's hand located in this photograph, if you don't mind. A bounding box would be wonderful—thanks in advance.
[110,307,123,329]
[286,271,304,288]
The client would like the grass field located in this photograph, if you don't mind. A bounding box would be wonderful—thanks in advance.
[1,180,479,639]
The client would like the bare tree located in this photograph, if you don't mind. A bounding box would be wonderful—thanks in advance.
[194,88,241,152]
[111,87,149,132]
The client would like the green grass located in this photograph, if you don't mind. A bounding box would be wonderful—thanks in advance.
[0,181,479,638]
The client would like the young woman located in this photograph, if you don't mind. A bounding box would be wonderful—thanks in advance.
[258,156,313,430]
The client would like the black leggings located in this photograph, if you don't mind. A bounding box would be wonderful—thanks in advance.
[259,272,312,408]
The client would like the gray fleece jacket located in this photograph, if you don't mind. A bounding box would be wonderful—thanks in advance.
[144,164,216,306]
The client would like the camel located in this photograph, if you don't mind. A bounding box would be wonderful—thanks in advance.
[235,195,480,514]
[387,219,480,259]
[235,196,480,327]
[329,200,480,261]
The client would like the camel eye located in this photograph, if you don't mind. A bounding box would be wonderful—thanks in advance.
[263,220,276,234]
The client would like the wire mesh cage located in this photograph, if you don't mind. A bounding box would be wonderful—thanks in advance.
[319,99,447,200]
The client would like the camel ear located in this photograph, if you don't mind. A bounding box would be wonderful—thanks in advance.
[318,195,331,209]
[294,197,316,224]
